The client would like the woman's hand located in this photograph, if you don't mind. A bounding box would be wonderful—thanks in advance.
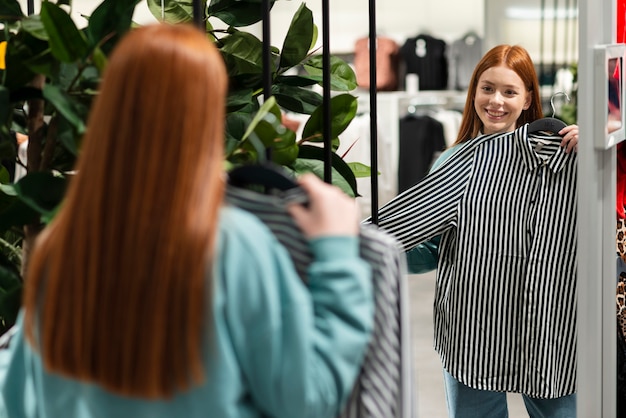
[558,124,579,153]
[287,173,359,239]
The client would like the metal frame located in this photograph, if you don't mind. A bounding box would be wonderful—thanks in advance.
[577,0,618,415]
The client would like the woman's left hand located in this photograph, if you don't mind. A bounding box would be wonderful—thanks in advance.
[558,124,579,153]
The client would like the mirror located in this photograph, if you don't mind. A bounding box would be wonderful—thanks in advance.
[595,44,626,148]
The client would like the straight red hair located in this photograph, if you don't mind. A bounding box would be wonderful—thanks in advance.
[454,44,544,145]
[24,23,227,398]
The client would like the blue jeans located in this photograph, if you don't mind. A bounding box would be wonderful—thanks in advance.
[443,369,577,418]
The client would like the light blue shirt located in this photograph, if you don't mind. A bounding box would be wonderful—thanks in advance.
[0,205,374,418]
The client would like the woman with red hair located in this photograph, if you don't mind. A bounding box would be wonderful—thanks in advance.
[0,23,374,418]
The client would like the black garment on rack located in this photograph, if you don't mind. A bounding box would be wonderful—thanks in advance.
[400,34,448,90]
[397,112,446,193]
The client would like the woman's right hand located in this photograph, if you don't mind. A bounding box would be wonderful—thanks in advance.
[287,173,359,239]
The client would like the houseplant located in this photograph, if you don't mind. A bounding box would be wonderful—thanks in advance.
[0,0,365,333]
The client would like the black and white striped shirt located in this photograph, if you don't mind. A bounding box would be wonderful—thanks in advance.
[225,186,413,418]
[369,124,577,398]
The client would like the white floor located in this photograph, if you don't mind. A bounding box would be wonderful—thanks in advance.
[408,271,529,417]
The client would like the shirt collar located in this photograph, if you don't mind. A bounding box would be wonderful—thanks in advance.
[515,123,576,173]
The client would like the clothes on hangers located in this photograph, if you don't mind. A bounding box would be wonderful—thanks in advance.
[365,124,578,399]
[397,111,446,193]
[446,31,483,91]
[399,34,448,91]
[225,185,413,418]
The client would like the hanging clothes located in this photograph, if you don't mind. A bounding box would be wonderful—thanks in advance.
[399,34,448,91]
[446,31,483,91]
[225,185,413,418]
[365,124,578,399]
[397,111,446,193]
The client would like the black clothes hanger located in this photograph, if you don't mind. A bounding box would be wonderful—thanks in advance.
[528,92,570,136]
[528,117,567,135]
[227,162,310,206]
[228,162,299,192]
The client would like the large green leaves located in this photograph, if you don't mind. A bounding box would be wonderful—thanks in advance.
[238,97,298,166]
[279,3,313,69]
[40,2,89,63]
[304,55,357,92]
[87,0,141,54]
[147,0,193,24]
[0,0,23,23]
[302,94,358,143]
[295,145,358,197]
[220,31,265,76]
[208,0,276,27]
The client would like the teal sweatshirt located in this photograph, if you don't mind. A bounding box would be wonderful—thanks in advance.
[0,205,374,418]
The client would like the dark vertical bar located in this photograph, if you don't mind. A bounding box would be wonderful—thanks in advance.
[369,0,379,224]
[27,0,34,15]
[539,0,546,88]
[192,0,204,29]
[262,0,272,161]
[322,0,332,183]
[262,0,272,100]
[551,0,559,99]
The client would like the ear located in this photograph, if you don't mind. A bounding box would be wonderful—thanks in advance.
[523,95,532,111]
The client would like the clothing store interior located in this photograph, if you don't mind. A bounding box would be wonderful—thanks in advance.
[1,0,625,417]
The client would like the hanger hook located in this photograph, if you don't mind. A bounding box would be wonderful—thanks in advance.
[550,91,571,118]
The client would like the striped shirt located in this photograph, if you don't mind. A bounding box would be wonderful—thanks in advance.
[368,123,577,398]
[225,186,413,417]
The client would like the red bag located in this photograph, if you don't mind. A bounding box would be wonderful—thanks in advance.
[354,37,400,91]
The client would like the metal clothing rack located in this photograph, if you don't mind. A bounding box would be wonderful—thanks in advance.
[191,0,381,223]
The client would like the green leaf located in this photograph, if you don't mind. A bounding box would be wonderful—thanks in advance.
[208,0,275,27]
[3,32,47,89]
[0,166,9,184]
[87,0,141,53]
[0,86,9,125]
[146,0,193,23]
[272,84,322,115]
[241,96,281,142]
[56,113,80,156]
[0,195,38,232]
[42,84,86,134]
[304,55,358,91]
[12,171,67,216]
[226,88,254,112]
[275,75,319,88]
[347,161,372,178]
[279,3,313,68]
[40,2,89,63]
[0,0,23,22]
[301,93,358,142]
[219,31,265,76]
[20,15,48,41]
[296,144,358,197]
[291,159,354,197]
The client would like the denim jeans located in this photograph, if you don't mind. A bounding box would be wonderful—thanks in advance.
[443,369,577,418]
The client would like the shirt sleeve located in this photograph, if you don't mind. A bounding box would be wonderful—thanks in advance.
[370,141,475,252]
[219,209,374,418]
[403,144,464,273]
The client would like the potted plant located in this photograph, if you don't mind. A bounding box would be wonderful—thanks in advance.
[0,0,368,334]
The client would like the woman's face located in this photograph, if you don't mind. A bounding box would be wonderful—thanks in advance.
[473,64,532,135]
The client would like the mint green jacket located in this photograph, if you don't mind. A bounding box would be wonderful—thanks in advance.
[0,206,374,418]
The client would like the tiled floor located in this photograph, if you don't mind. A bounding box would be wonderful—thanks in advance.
[408,271,529,417]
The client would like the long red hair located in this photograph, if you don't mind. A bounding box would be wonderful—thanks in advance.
[24,23,227,398]
[454,44,544,145]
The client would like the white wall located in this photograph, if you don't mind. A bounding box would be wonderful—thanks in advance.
[16,0,485,53]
